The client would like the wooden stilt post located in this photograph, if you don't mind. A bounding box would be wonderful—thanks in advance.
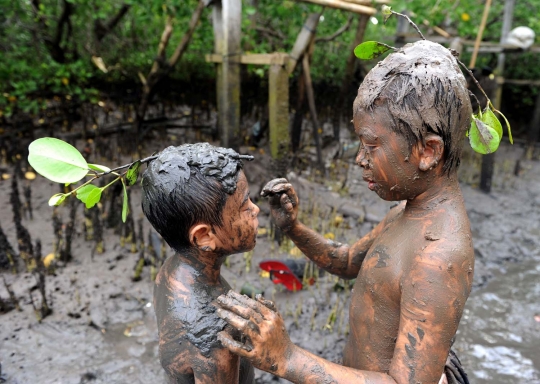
[269,55,290,160]
[527,91,540,156]
[303,54,324,172]
[212,4,224,140]
[213,0,241,149]
[480,0,514,193]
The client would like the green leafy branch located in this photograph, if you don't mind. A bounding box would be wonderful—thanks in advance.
[28,138,156,223]
[353,5,513,155]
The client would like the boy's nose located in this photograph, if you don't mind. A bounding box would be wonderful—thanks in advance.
[356,149,368,168]
[252,202,260,217]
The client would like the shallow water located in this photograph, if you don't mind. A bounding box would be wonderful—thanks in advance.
[455,258,540,383]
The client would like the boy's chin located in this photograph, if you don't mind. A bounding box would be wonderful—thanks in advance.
[373,187,406,202]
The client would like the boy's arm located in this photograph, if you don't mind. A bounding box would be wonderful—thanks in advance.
[217,243,472,384]
[388,242,473,383]
[262,179,401,278]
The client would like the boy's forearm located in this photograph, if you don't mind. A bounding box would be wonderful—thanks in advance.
[280,344,397,384]
[286,220,356,278]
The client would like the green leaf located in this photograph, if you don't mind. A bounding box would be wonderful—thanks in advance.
[76,184,102,208]
[28,138,89,183]
[88,163,111,173]
[481,108,503,140]
[126,160,141,186]
[121,179,129,223]
[48,193,67,206]
[354,41,391,60]
[469,118,501,154]
[85,188,102,209]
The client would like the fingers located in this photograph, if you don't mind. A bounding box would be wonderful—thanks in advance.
[261,178,288,197]
[262,182,297,208]
[255,294,277,312]
[216,294,265,324]
[216,306,262,337]
[217,331,252,357]
[280,192,295,212]
[224,291,272,318]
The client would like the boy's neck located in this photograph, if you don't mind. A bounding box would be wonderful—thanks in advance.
[176,248,225,284]
[404,173,461,216]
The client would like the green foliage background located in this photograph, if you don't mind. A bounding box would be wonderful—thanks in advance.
[1,0,539,128]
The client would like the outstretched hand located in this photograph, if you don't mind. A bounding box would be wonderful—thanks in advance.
[215,290,293,376]
[261,178,299,233]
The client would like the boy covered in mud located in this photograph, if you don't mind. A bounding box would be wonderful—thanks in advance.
[141,143,259,383]
[215,40,473,384]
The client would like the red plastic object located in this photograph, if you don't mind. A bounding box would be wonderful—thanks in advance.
[259,260,304,292]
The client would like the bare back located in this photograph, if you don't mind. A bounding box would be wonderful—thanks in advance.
[154,255,254,384]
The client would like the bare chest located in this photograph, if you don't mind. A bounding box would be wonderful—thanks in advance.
[344,225,418,370]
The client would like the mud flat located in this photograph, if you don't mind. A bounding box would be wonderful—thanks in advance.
[1,141,540,383]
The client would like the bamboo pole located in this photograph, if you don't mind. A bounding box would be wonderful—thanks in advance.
[287,13,321,74]
[342,0,389,4]
[293,0,377,15]
[469,0,492,68]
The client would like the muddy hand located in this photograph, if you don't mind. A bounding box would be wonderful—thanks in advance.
[261,178,299,232]
[215,290,292,376]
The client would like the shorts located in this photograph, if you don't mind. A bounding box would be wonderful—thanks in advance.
[443,349,470,384]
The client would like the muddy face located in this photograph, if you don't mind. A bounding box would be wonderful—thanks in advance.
[213,171,260,255]
[353,40,472,176]
[354,107,432,201]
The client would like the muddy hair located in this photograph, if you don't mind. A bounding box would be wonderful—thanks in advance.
[141,143,253,252]
[353,40,472,175]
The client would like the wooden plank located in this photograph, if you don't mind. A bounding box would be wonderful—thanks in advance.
[499,78,540,86]
[293,0,377,15]
[269,63,290,159]
[287,13,320,74]
[466,45,540,53]
[206,53,289,65]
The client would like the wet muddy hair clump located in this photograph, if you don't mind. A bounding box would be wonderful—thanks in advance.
[354,40,472,175]
[141,143,253,252]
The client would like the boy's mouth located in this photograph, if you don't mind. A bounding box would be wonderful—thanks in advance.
[363,175,377,190]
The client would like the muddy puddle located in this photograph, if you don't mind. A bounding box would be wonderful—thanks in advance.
[455,258,540,383]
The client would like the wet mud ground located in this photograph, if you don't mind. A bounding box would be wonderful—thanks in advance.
[1,141,540,383]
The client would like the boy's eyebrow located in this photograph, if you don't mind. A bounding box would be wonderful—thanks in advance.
[359,127,378,141]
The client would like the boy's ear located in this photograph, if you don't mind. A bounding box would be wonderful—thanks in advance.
[189,224,217,251]
[418,134,444,172]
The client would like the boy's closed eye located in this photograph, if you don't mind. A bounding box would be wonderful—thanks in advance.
[240,193,253,212]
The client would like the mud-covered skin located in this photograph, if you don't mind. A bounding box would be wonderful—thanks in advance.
[154,256,254,384]
[153,171,259,384]
[217,41,475,384]
[144,143,253,196]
